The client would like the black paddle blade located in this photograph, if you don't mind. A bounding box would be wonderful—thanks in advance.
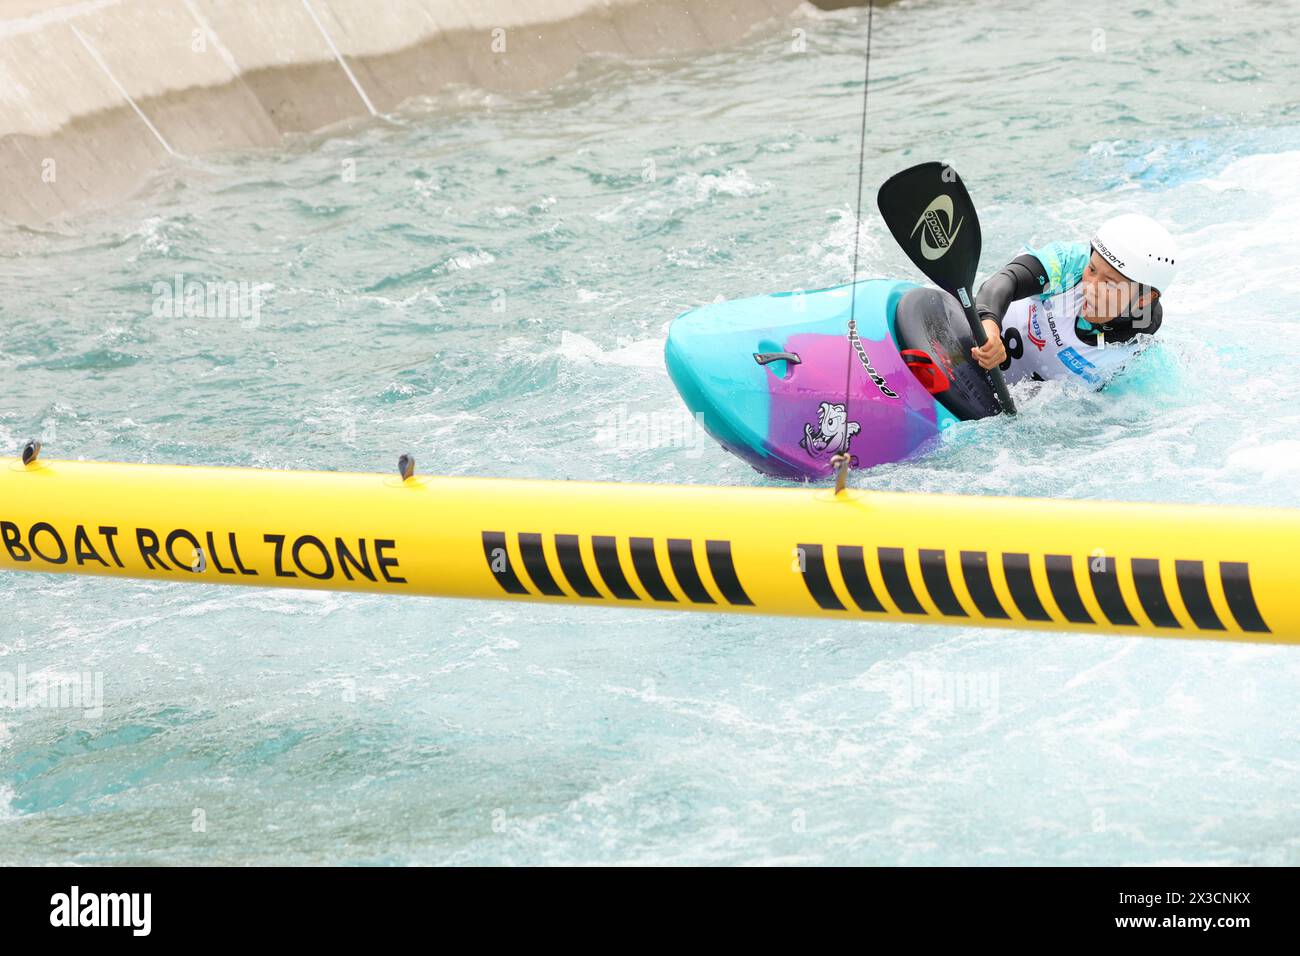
[876,162,982,295]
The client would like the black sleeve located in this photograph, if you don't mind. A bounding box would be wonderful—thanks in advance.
[974,254,1048,330]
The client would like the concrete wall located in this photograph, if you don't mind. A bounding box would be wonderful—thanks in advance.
[0,0,814,224]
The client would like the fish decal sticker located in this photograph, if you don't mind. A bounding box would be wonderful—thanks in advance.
[800,401,861,458]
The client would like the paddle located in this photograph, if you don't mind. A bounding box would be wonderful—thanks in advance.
[876,162,1017,415]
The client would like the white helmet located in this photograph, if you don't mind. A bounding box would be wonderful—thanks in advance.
[1090,213,1177,292]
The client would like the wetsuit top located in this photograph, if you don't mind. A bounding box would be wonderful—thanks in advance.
[974,240,1162,387]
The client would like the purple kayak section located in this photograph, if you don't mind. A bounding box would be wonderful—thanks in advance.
[770,329,944,477]
[665,279,962,480]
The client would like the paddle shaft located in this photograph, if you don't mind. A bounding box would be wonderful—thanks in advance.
[875,162,1018,416]
[954,284,1017,415]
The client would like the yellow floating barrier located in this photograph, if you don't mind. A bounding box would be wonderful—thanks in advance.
[2,456,1297,644]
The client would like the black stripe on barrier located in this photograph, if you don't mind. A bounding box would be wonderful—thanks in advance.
[668,539,715,604]
[1088,556,1138,627]
[1132,558,1180,628]
[1003,553,1052,622]
[593,535,639,600]
[878,548,925,615]
[519,533,566,597]
[485,533,753,606]
[919,549,967,617]
[959,551,1010,620]
[1045,554,1093,624]
[485,535,1271,636]
[799,544,845,611]
[1174,560,1225,631]
[838,545,885,612]
[630,537,676,602]
[482,531,529,595]
[707,540,753,606]
[556,534,602,599]
[1220,561,1270,633]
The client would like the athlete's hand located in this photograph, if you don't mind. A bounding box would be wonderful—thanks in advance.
[971,318,1006,370]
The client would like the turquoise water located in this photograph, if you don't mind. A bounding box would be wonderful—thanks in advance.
[2,0,1300,864]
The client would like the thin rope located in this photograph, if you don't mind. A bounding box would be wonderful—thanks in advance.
[832,0,875,494]
[71,26,178,158]
[301,0,379,117]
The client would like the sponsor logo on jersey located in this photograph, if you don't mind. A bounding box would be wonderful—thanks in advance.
[1027,306,1047,351]
[1040,298,1063,346]
[1057,347,1102,385]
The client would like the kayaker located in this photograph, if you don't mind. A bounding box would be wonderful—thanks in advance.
[968,214,1176,386]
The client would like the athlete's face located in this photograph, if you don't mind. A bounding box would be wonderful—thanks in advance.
[1081,253,1156,321]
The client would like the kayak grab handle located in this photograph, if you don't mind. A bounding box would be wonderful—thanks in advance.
[753,351,801,366]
